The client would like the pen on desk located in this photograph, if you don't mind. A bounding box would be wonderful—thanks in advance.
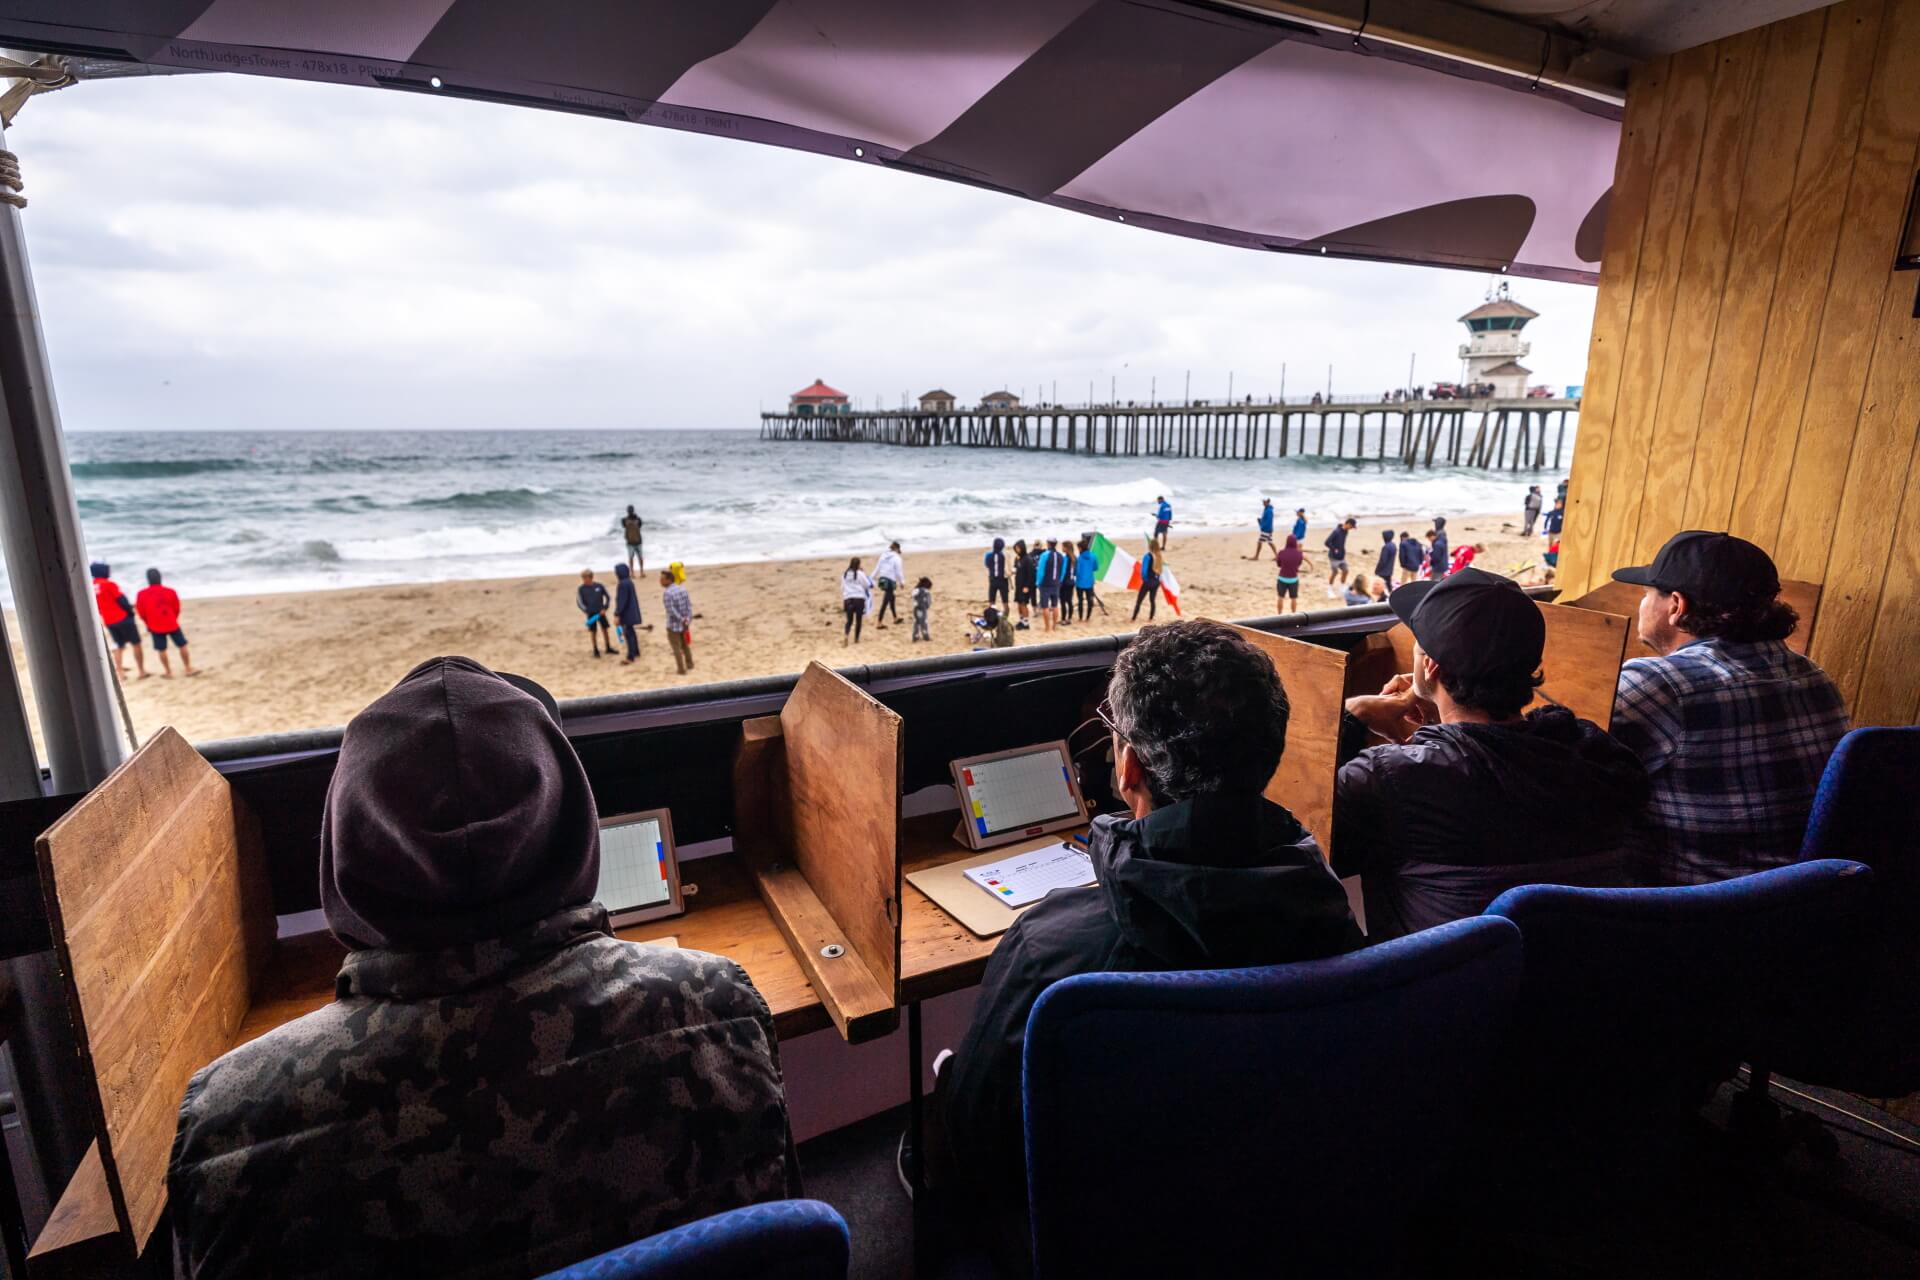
[1072,833,1090,846]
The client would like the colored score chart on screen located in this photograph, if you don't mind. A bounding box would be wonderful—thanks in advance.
[960,748,1081,839]
[596,817,671,913]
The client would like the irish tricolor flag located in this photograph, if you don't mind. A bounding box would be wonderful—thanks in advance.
[1087,533,1182,615]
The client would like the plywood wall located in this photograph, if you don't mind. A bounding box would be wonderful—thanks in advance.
[1559,0,1920,726]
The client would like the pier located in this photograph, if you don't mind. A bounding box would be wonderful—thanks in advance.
[760,398,1579,470]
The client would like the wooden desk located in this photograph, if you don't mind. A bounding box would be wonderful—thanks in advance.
[241,814,1004,1050]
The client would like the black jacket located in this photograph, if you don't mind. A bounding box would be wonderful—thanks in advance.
[1398,536,1425,572]
[1332,705,1648,941]
[613,566,642,625]
[577,582,610,616]
[1375,538,1396,576]
[940,794,1361,1212]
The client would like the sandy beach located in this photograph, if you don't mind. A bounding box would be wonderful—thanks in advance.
[9,517,1549,747]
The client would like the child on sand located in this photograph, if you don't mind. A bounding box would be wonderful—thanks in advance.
[660,570,694,674]
[135,568,196,677]
[90,561,147,679]
[912,576,933,641]
[576,569,612,658]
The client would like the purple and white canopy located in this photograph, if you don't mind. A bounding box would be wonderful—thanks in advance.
[0,1,1622,282]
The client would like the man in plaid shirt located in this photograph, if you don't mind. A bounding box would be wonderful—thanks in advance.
[1609,531,1848,885]
[659,569,694,675]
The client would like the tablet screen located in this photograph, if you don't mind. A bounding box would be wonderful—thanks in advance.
[596,815,672,914]
[960,747,1081,839]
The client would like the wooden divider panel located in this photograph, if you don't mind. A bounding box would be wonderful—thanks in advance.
[32,728,271,1263]
[1212,623,1346,859]
[780,663,903,998]
[1569,578,1823,659]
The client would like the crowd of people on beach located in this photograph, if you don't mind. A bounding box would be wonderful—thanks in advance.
[571,504,698,674]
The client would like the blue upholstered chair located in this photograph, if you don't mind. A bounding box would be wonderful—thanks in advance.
[1773,726,1920,1099]
[1483,859,1877,1119]
[536,1200,849,1280]
[1800,727,1920,905]
[1022,916,1523,1280]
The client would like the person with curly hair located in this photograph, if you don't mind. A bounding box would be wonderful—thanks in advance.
[1336,569,1648,941]
[927,621,1361,1264]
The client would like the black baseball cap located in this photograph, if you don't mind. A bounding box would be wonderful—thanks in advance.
[1611,531,1779,607]
[1389,568,1544,682]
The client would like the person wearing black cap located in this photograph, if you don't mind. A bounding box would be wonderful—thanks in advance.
[1332,569,1647,941]
[1608,531,1848,885]
[170,658,798,1280]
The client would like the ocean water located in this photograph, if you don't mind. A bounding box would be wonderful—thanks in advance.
[28,427,1574,602]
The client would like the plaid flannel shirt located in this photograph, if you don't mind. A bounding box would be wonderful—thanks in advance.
[1610,637,1847,885]
[662,583,692,632]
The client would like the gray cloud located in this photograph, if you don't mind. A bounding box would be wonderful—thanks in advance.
[14,72,1597,432]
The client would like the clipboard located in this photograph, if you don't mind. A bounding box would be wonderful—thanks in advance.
[908,834,1095,938]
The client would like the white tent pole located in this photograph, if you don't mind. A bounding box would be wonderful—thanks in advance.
[0,117,124,792]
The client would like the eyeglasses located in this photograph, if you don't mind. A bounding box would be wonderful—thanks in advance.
[1094,696,1119,736]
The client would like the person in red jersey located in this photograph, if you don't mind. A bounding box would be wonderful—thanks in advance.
[91,560,147,679]
[136,567,196,677]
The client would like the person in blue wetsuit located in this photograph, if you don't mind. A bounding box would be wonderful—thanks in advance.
[1247,499,1275,558]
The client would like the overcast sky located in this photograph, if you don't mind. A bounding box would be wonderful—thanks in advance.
[17,71,1597,433]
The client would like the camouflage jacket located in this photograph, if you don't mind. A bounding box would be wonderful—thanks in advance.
[170,905,799,1279]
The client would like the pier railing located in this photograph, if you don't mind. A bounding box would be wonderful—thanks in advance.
[760,399,1579,470]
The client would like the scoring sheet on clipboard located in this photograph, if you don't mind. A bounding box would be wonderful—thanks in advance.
[963,843,1096,908]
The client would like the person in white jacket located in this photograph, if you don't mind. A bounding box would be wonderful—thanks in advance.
[873,542,905,629]
[841,557,875,645]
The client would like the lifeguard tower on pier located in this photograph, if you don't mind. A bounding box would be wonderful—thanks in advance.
[1458,282,1538,398]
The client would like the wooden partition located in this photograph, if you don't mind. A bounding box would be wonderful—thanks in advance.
[1558,0,1920,726]
[732,662,902,1043]
[1568,578,1823,660]
[1341,602,1630,729]
[29,728,273,1274]
[1212,623,1347,859]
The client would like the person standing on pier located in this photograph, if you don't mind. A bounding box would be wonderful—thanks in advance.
[1248,499,1276,558]
[619,505,644,573]
[1152,496,1173,549]
[1376,530,1398,590]
[1323,518,1356,598]
[1523,486,1544,537]
[984,538,1009,611]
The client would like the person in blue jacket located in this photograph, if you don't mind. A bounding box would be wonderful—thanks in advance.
[1398,531,1426,580]
[613,562,645,662]
[576,569,612,658]
[1152,497,1172,549]
[1291,507,1308,542]
[1074,536,1100,619]
[1247,499,1275,559]
[1375,530,1398,589]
